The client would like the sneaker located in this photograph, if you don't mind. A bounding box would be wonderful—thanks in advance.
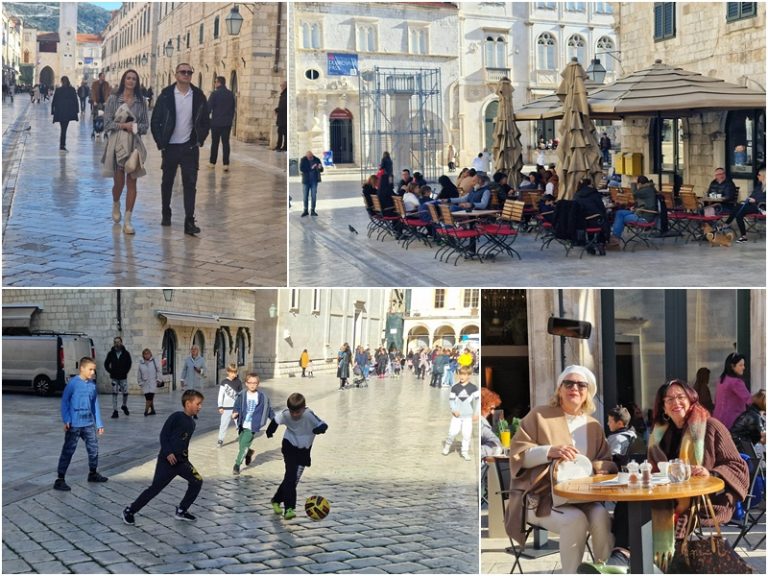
[53,478,71,491]
[111,410,119,419]
[121,405,129,416]
[737,236,748,243]
[271,502,283,515]
[233,464,240,475]
[88,471,108,483]
[122,507,135,526]
[245,449,254,466]
[442,443,451,456]
[217,440,223,448]
[461,452,471,461]
[283,508,296,520]
[175,508,196,522]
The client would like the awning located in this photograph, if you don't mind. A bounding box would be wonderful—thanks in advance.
[2,305,43,329]
[156,311,221,327]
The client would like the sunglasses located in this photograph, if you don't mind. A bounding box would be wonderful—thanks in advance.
[177,70,194,76]
[562,380,589,390]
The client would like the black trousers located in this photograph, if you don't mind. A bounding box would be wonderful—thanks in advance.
[129,456,202,513]
[161,142,199,220]
[272,439,311,510]
[726,202,761,236]
[209,125,232,165]
[59,121,70,148]
[276,126,287,151]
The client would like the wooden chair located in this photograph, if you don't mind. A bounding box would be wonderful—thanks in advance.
[679,190,721,242]
[622,208,660,251]
[426,203,454,263]
[369,195,400,241]
[479,200,525,261]
[392,196,432,249]
[437,203,484,265]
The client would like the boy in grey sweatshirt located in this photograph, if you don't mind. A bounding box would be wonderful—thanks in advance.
[442,365,479,460]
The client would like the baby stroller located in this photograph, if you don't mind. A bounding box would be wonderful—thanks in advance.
[92,105,105,141]
[352,365,368,388]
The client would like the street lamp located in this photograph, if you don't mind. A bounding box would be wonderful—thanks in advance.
[586,58,607,85]
[162,289,174,303]
[164,40,174,58]
[141,54,148,66]
[225,5,244,36]
[268,303,278,318]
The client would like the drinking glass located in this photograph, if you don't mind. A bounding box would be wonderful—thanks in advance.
[681,462,692,482]
[668,460,685,483]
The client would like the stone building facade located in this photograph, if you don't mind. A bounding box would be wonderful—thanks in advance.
[402,288,480,352]
[615,2,765,195]
[2,8,23,86]
[101,2,286,144]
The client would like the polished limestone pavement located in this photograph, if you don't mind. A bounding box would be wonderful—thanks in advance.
[289,172,766,287]
[2,97,286,287]
[2,370,478,573]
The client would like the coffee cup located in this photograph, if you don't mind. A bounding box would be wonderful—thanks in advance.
[658,461,670,477]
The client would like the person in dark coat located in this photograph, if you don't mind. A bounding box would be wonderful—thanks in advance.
[725,167,765,243]
[275,80,287,151]
[77,81,90,113]
[51,76,79,151]
[337,343,352,390]
[299,150,323,217]
[208,76,236,171]
[706,167,739,212]
[437,175,459,200]
[573,178,608,255]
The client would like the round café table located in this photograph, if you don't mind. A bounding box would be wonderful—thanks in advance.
[554,475,725,574]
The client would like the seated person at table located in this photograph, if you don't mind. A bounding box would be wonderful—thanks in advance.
[724,167,765,243]
[376,171,397,216]
[610,175,658,244]
[581,379,748,574]
[397,169,413,194]
[729,389,766,464]
[412,171,427,188]
[573,178,608,255]
[706,167,738,211]
[492,171,514,202]
[518,171,540,191]
[447,174,491,211]
[403,182,421,213]
[481,387,504,458]
[605,405,637,467]
[458,168,478,195]
[539,193,555,225]
[607,171,622,188]
[437,175,460,200]
[362,175,379,215]
[545,173,559,198]
[506,365,616,575]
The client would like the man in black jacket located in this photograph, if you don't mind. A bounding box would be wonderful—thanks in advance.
[275,80,287,152]
[208,76,235,171]
[706,167,738,212]
[105,337,133,419]
[151,63,210,235]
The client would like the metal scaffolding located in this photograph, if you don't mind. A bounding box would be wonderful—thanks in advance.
[358,67,443,183]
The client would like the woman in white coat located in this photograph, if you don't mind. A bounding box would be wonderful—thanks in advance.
[137,348,162,416]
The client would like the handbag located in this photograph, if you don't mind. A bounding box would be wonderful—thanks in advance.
[125,148,141,174]
[669,494,753,574]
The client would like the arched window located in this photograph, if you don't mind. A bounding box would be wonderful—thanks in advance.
[23,49,29,64]
[485,36,506,69]
[301,22,321,49]
[596,36,615,72]
[192,330,205,353]
[567,34,586,65]
[235,328,249,367]
[213,16,220,39]
[537,33,556,70]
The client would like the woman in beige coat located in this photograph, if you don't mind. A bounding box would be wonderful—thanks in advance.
[505,365,616,574]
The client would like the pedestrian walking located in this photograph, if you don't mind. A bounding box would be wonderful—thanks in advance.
[102,69,149,235]
[146,86,153,109]
[104,336,133,419]
[337,343,351,390]
[180,345,206,390]
[217,363,242,447]
[122,390,205,526]
[266,392,328,519]
[208,75,235,171]
[77,80,90,113]
[150,62,210,236]
[599,131,612,166]
[299,349,309,377]
[442,365,479,461]
[137,348,162,416]
[54,357,108,491]
[90,72,111,111]
[51,76,79,151]
[299,150,323,217]
[31,84,40,104]
[231,372,274,475]
[274,80,287,152]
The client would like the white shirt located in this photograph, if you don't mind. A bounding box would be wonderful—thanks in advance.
[403,192,420,212]
[471,156,484,172]
[169,85,194,144]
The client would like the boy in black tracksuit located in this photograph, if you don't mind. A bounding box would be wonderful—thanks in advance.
[122,390,204,525]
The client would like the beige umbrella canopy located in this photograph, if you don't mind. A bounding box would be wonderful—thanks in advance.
[555,58,603,200]
[491,77,524,189]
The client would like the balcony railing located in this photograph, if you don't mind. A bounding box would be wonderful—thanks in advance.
[485,67,511,84]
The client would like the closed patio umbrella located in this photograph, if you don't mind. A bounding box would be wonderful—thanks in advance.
[491,77,524,189]
[555,58,603,200]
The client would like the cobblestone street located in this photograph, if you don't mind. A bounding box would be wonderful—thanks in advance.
[2,371,479,573]
[289,173,766,287]
[2,97,287,287]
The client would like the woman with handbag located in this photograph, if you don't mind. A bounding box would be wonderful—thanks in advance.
[102,69,149,235]
[51,76,79,151]
[137,348,163,416]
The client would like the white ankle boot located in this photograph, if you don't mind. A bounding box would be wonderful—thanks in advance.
[123,211,135,234]
[112,201,121,223]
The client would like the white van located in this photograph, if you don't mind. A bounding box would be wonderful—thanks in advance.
[2,333,95,395]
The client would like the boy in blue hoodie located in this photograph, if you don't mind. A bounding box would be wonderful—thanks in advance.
[231,372,274,475]
[54,357,108,491]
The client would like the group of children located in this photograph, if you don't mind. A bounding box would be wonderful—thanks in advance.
[54,357,328,525]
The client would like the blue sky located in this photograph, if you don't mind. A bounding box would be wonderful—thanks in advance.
[90,2,122,10]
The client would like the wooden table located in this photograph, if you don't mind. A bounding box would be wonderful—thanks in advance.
[554,475,725,573]
[451,209,500,217]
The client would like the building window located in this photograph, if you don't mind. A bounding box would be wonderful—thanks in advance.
[301,22,321,49]
[537,119,556,142]
[192,330,205,354]
[567,34,586,65]
[434,289,445,309]
[654,3,676,40]
[537,32,556,70]
[596,36,615,72]
[594,2,613,14]
[312,289,321,312]
[290,289,299,311]
[726,2,757,21]
[356,24,376,52]
[236,329,247,367]
[213,16,220,39]
[199,23,204,44]
[484,35,507,69]
[409,26,428,55]
[463,289,480,309]
[565,2,585,11]
[536,2,556,9]
[726,109,766,178]
[186,31,190,49]
[305,68,320,80]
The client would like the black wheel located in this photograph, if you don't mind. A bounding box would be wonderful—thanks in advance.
[33,375,53,396]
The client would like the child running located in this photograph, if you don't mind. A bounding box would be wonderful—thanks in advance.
[266,393,328,519]
[122,390,204,525]
[231,372,274,475]
[442,365,479,460]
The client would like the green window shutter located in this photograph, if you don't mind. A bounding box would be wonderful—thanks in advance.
[654,3,663,39]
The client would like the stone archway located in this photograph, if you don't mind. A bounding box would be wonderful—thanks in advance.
[39,66,54,87]
[329,108,353,164]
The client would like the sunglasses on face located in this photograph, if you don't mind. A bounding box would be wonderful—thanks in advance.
[177,70,194,76]
[562,380,589,390]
